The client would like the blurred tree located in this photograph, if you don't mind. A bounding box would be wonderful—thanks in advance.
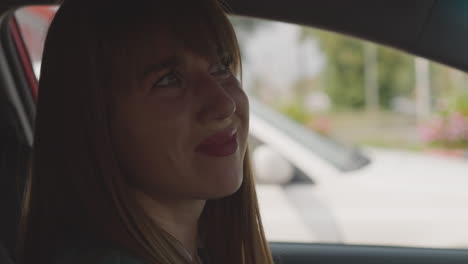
[377,46,414,109]
[431,63,468,114]
[364,42,379,110]
[278,97,310,124]
[304,29,365,110]
[302,28,415,110]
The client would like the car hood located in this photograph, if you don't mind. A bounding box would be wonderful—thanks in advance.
[345,147,468,192]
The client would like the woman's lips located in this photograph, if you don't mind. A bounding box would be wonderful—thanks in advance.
[196,127,238,157]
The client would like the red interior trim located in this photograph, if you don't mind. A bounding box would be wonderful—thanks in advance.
[9,16,38,101]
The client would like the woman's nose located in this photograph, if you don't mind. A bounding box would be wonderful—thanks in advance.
[197,77,237,123]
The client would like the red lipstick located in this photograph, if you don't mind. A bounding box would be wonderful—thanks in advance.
[196,127,238,157]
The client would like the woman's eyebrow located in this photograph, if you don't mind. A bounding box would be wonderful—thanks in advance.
[142,55,181,78]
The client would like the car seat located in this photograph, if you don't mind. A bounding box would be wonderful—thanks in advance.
[0,95,31,261]
[0,244,14,264]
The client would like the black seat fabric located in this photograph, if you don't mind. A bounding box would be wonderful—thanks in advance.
[0,243,14,264]
[0,97,30,260]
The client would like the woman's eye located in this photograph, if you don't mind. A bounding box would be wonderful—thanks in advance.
[154,72,179,88]
[210,60,232,76]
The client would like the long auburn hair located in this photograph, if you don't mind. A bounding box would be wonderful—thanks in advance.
[18,0,274,263]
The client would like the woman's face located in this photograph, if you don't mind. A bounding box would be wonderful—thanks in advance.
[110,28,249,200]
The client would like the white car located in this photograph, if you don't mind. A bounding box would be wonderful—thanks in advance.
[249,98,468,249]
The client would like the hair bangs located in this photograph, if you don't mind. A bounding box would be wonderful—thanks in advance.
[95,0,241,91]
[169,0,241,74]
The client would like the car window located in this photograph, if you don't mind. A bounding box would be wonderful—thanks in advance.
[15,6,56,78]
[14,6,468,250]
[250,98,370,172]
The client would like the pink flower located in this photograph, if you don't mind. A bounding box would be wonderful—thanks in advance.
[420,112,468,145]
[307,117,331,135]
[419,116,444,143]
[445,112,468,142]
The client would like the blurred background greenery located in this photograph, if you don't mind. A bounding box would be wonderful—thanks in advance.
[230,16,468,154]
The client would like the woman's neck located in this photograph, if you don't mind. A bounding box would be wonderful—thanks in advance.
[132,188,206,259]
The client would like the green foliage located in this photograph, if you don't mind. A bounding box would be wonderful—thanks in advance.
[377,46,415,108]
[278,99,310,124]
[309,29,365,109]
[302,28,415,110]
[431,63,468,116]
[431,64,463,96]
[454,93,468,116]
[444,91,468,116]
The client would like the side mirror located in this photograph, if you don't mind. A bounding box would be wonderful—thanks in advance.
[252,145,294,185]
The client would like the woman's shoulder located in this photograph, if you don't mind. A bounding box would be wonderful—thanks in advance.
[55,243,145,264]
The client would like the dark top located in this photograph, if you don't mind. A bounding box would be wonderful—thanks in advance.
[55,242,209,264]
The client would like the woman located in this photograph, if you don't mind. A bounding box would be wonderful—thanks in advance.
[17,0,274,263]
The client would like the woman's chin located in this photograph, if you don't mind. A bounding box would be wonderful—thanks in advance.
[199,169,244,199]
[191,155,245,198]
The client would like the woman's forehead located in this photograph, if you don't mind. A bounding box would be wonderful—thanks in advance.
[105,2,238,80]
[132,27,220,69]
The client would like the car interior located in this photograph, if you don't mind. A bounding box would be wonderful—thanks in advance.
[1,0,468,263]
